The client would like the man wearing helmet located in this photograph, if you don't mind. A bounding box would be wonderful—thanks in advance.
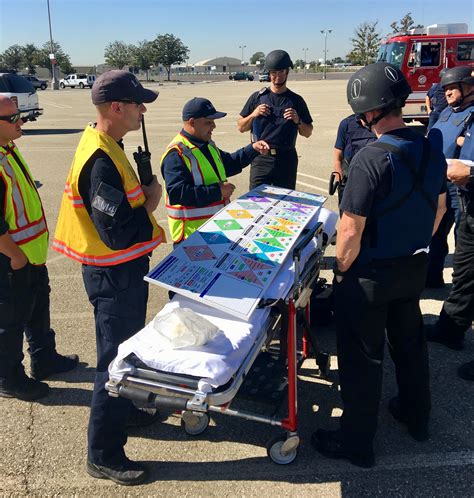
[426,66,474,289]
[425,67,449,131]
[312,63,447,468]
[237,49,313,190]
[425,67,474,380]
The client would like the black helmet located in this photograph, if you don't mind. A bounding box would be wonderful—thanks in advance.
[347,62,412,115]
[441,66,474,89]
[264,50,293,71]
[439,67,449,80]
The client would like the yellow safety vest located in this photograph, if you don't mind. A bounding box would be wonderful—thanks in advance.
[0,143,48,265]
[53,125,165,266]
[161,133,226,243]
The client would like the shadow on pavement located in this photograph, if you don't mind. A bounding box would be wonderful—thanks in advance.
[22,128,83,135]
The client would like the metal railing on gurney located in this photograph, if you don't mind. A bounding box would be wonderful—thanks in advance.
[106,209,337,465]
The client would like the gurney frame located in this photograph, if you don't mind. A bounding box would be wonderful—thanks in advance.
[106,222,329,464]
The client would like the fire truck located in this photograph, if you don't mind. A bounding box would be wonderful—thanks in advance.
[377,23,474,124]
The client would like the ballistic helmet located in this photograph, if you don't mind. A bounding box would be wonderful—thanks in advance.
[441,66,474,89]
[439,67,449,80]
[264,50,294,71]
[347,62,412,115]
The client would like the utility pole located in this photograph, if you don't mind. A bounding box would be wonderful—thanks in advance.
[320,29,332,80]
[302,48,308,74]
[239,45,247,65]
[46,0,59,90]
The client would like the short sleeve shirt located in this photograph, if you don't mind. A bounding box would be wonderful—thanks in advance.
[240,88,312,149]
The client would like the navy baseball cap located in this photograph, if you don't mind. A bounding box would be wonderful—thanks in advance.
[92,70,159,105]
[182,97,227,120]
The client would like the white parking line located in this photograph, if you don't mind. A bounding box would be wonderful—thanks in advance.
[296,179,328,193]
[298,172,329,184]
[40,99,73,109]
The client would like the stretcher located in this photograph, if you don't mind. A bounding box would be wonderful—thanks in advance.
[106,206,337,465]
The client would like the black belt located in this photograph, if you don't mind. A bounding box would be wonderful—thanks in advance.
[268,147,295,156]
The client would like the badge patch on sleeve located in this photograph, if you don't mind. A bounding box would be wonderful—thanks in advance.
[91,182,124,217]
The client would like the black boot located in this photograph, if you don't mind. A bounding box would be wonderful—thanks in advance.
[31,352,79,380]
[0,371,48,401]
[425,323,464,351]
[388,396,429,442]
[86,458,148,486]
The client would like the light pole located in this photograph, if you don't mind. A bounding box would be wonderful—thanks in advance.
[46,0,59,90]
[239,45,247,65]
[302,48,308,74]
[320,29,332,80]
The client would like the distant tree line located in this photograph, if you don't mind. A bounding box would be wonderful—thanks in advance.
[0,41,73,75]
[0,13,422,78]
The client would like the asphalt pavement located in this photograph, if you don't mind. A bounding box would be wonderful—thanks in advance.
[0,78,472,496]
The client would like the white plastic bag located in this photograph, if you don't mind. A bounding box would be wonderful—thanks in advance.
[151,307,220,349]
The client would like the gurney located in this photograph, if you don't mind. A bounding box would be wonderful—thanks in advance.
[106,188,337,464]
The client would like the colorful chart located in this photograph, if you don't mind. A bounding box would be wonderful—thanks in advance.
[146,185,326,320]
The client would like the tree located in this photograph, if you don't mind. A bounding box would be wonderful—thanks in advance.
[130,40,157,80]
[36,41,74,76]
[250,51,265,65]
[294,58,305,70]
[389,12,423,35]
[1,45,23,72]
[22,44,39,74]
[348,21,381,65]
[153,33,189,81]
[104,41,132,69]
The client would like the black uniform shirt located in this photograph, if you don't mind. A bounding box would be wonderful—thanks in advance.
[78,145,153,251]
[341,128,446,218]
[240,88,312,149]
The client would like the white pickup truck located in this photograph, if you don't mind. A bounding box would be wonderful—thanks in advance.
[0,73,43,121]
[59,73,96,89]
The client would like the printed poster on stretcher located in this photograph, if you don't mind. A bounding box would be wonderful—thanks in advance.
[146,185,326,320]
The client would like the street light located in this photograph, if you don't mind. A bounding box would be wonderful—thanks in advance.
[46,0,59,90]
[239,45,247,65]
[320,29,332,80]
[302,48,309,74]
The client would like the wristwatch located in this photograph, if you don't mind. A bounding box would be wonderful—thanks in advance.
[332,263,346,277]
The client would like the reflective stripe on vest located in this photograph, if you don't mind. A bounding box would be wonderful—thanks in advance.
[165,201,223,219]
[64,181,143,208]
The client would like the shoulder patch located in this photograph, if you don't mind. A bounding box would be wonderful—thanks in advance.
[91,181,124,217]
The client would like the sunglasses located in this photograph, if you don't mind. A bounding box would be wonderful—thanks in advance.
[0,112,21,124]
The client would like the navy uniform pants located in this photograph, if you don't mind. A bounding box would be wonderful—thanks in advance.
[249,148,298,190]
[0,260,56,385]
[437,212,474,339]
[427,182,461,282]
[333,253,431,452]
[82,255,149,466]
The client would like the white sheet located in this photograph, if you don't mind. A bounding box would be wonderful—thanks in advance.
[108,208,338,388]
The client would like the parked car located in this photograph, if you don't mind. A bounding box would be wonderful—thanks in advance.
[229,72,254,81]
[258,71,270,82]
[21,75,48,90]
[59,73,96,89]
[0,73,42,120]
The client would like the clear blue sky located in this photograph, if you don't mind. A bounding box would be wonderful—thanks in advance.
[1,0,473,65]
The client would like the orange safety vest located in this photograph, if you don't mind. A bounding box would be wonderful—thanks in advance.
[53,125,165,266]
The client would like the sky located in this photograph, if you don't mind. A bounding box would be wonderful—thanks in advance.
[1,0,473,66]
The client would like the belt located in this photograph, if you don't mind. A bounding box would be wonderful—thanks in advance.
[268,147,295,156]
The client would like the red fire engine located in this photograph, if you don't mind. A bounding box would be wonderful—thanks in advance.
[377,23,474,124]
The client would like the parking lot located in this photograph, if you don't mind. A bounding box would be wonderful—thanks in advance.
[1,79,473,496]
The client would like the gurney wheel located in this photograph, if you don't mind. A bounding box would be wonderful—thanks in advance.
[266,434,299,465]
[181,411,209,435]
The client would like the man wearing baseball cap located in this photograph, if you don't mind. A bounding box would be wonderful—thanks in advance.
[54,70,165,485]
[161,97,269,244]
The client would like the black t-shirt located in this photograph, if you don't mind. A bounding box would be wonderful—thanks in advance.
[340,128,446,218]
[240,88,312,149]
